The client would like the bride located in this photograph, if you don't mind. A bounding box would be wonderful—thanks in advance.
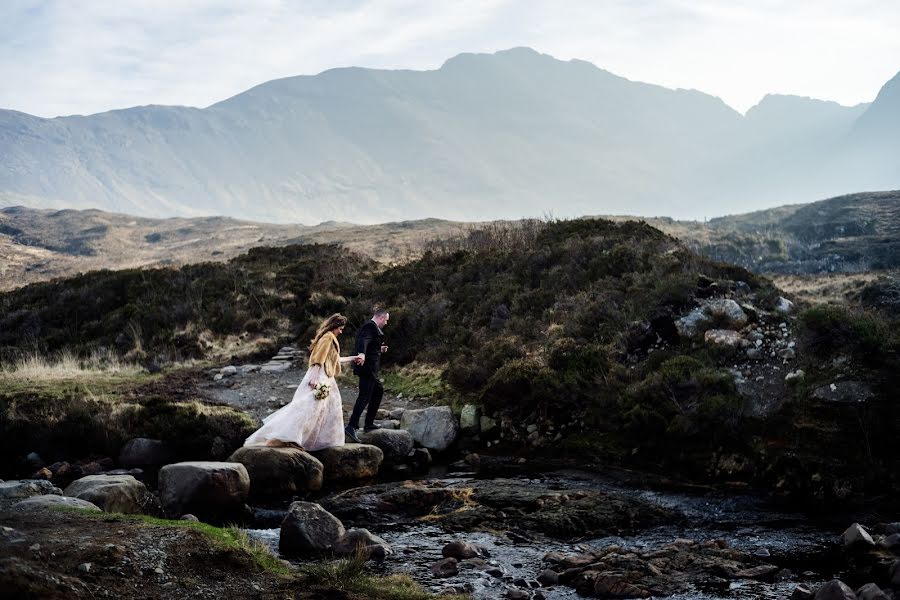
[244,313,358,451]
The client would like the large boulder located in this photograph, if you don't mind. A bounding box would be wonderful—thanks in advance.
[459,405,481,436]
[279,501,345,555]
[118,438,175,468]
[13,495,101,512]
[64,475,152,514]
[228,447,323,499]
[400,406,460,452]
[333,528,393,560]
[0,480,61,499]
[358,430,414,464]
[158,461,249,521]
[312,444,383,481]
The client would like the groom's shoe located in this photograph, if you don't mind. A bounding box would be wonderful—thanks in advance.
[344,425,361,443]
[363,424,382,432]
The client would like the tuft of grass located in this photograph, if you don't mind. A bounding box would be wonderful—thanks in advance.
[301,551,469,600]
[382,364,449,401]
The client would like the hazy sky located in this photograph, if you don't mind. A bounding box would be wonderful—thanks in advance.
[2,0,900,118]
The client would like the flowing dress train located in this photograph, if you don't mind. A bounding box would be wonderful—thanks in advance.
[243,367,344,451]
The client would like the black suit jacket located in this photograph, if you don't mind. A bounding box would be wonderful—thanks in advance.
[353,320,385,377]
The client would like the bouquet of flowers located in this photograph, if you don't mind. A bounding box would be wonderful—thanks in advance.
[313,381,331,401]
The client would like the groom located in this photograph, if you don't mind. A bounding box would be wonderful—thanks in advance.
[344,308,389,443]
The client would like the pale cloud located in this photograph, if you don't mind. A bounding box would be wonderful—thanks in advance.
[1,0,899,117]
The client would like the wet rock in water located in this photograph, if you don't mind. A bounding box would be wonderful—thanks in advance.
[333,528,392,560]
[408,448,432,472]
[118,438,175,469]
[842,523,876,549]
[791,584,814,599]
[228,446,323,498]
[358,429,414,464]
[25,452,44,471]
[311,444,383,481]
[431,557,458,578]
[158,461,249,522]
[537,569,559,586]
[813,579,858,600]
[460,404,481,436]
[856,583,889,600]
[13,495,101,512]
[64,475,155,514]
[0,480,62,499]
[886,523,900,535]
[280,501,345,555]
[400,406,460,452]
[506,590,529,599]
[442,540,483,560]
[891,559,900,587]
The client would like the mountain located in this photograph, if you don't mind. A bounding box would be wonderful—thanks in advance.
[0,49,898,223]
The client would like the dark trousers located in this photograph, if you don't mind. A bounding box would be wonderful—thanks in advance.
[349,373,384,429]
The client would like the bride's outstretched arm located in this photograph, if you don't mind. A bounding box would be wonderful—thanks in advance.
[339,356,357,364]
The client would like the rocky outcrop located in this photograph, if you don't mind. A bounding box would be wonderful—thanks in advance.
[459,405,481,436]
[311,444,383,481]
[227,447,323,499]
[64,475,155,514]
[158,462,249,522]
[13,495,101,512]
[279,501,345,555]
[400,406,460,452]
[0,480,62,499]
[358,430,414,465]
[811,381,875,404]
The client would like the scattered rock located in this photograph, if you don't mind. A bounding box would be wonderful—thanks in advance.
[64,475,154,514]
[311,444,383,481]
[158,462,250,522]
[460,404,481,436]
[842,523,876,548]
[507,590,530,599]
[537,569,559,586]
[704,329,749,351]
[676,299,748,338]
[791,584,814,600]
[881,533,900,552]
[856,583,889,600]
[442,540,482,560]
[358,430,414,464]
[400,406,460,452]
[431,557,459,578]
[480,416,499,436]
[220,366,238,376]
[0,480,62,499]
[814,579,857,600]
[333,528,392,560]
[118,438,175,469]
[776,297,795,315]
[78,562,92,574]
[280,502,345,555]
[228,446,323,499]
[785,370,805,382]
[180,514,199,522]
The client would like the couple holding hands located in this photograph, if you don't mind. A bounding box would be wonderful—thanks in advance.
[243,309,390,451]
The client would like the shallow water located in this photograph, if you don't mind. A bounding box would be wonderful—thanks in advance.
[246,469,841,599]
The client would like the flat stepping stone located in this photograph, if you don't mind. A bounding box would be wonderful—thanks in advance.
[311,444,383,481]
[228,447,323,499]
[158,461,249,522]
[359,429,414,464]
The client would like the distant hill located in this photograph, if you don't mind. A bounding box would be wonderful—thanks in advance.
[1,190,897,292]
[1,48,897,223]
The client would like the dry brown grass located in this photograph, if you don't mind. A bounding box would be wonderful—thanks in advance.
[771,272,879,306]
[0,349,143,382]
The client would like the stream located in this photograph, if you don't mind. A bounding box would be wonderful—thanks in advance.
[245,465,845,599]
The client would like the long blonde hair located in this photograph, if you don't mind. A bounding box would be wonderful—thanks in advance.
[309,313,347,352]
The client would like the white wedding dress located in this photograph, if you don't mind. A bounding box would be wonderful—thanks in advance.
[243,367,345,451]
